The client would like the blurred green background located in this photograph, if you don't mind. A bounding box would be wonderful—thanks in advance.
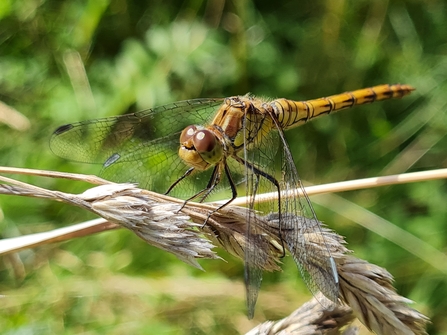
[1,0,446,334]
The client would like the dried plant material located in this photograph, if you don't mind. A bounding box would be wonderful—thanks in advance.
[242,215,429,335]
[82,184,220,269]
[191,205,284,272]
[73,185,435,333]
[0,172,285,272]
[0,181,220,269]
[337,257,429,335]
[0,166,112,184]
[222,168,447,207]
[0,168,430,333]
[0,217,117,255]
[246,293,355,335]
[260,215,429,335]
[81,183,286,271]
[266,213,346,307]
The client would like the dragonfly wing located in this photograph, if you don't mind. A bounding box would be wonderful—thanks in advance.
[97,132,205,195]
[244,213,262,319]
[276,125,339,303]
[241,108,339,317]
[50,98,224,194]
[242,126,282,318]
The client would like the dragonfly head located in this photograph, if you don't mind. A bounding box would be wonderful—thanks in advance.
[179,125,223,170]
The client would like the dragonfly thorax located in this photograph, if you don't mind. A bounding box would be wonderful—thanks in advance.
[179,125,224,171]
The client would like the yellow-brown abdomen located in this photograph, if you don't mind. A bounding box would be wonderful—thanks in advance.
[271,84,415,130]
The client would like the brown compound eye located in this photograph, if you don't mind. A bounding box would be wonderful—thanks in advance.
[193,129,216,154]
[180,125,197,143]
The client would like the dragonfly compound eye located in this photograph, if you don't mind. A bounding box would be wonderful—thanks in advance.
[193,129,223,164]
[193,130,215,153]
[180,125,197,143]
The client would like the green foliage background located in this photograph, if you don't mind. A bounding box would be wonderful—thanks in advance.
[1,0,447,334]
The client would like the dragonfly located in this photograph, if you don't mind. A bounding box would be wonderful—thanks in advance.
[50,83,414,318]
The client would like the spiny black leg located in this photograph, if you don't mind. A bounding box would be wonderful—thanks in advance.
[198,165,222,202]
[178,165,220,212]
[202,162,238,227]
[233,155,280,190]
[165,167,195,195]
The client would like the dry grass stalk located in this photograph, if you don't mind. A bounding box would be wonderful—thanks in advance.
[246,293,355,335]
[0,217,118,256]
[0,168,430,334]
[224,168,447,207]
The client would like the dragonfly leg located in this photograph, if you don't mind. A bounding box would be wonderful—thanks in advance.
[197,166,222,203]
[165,165,218,215]
[201,162,238,227]
[174,163,237,227]
[165,167,195,195]
[176,165,221,214]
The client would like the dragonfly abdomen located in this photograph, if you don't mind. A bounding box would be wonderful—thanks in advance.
[271,84,415,130]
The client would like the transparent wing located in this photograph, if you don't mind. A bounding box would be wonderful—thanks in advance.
[50,98,224,197]
[274,117,339,303]
[242,115,282,318]
[241,107,339,318]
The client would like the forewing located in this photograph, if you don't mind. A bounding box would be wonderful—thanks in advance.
[50,98,224,195]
